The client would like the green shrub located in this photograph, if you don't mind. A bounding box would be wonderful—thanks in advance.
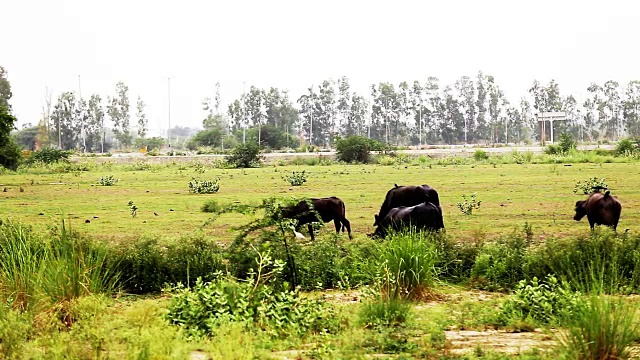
[201,200,222,213]
[558,133,577,154]
[615,138,638,156]
[358,297,412,328]
[573,177,608,195]
[335,136,387,164]
[471,233,528,291]
[499,275,583,326]
[97,175,118,186]
[525,229,640,294]
[117,235,224,294]
[188,177,220,194]
[28,148,72,164]
[544,144,561,155]
[456,192,481,215]
[165,251,340,339]
[282,170,308,186]
[0,304,31,358]
[473,149,489,161]
[225,143,262,168]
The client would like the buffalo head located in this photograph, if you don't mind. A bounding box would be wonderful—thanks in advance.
[574,200,587,221]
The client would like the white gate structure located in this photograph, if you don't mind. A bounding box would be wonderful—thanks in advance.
[537,111,567,144]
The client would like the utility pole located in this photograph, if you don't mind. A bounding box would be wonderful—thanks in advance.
[167,77,171,148]
[78,74,86,153]
[309,85,313,147]
[242,81,246,144]
[367,93,371,139]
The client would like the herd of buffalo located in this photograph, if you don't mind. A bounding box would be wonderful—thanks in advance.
[282,183,623,240]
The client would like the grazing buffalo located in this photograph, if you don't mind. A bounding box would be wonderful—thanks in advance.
[574,190,622,230]
[373,201,445,238]
[373,184,441,227]
[281,196,352,240]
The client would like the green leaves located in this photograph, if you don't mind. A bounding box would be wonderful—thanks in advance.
[165,251,339,339]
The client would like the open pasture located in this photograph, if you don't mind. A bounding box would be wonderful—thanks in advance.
[0,159,638,242]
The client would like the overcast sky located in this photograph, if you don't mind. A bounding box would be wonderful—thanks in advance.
[4,0,640,135]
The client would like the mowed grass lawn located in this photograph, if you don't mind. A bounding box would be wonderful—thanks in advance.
[1,160,638,243]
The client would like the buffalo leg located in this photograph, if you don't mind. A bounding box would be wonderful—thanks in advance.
[334,219,341,234]
[341,218,353,239]
[307,223,315,241]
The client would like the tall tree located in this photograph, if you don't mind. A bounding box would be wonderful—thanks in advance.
[423,77,442,144]
[297,86,320,145]
[623,80,640,137]
[136,96,148,138]
[317,80,337,146]
[410,81,424,145]
[347,94,367,137]
[587,83,605,140]
[87,94,105,152]
[336,76,351,136]
[602,80,621,139]
[441,86,463,144]
[50,92,79,150]
[475,72,489,141]
[0,105,21,170]
[107,81,131,148]
[487,76,503,143]
[455,76,476,143]
[0,66,12,110]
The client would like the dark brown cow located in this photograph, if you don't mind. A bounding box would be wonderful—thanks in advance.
[574,190,622,230]
[281,196,352,240]
[373,201,445,238]
[373,184,441,227]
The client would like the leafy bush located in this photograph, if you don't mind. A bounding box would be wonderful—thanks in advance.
[573,177,608,195]
[471,233,528,291]
[97,175,118,186]
[473,149,489,161]
[499,275,583,325]
[188,177,220,194]
[544,144,561,155]
[28,148,72,164]
[225,143,262,168]
[282,170,308,186]
[558,133,577,154]
[165,251,340,339]
[456,193,481,215]
[116,235,224,293]
[201,200,222,213]
[615,138,638,156]
[335,136,387,164]
[358,296,412,328]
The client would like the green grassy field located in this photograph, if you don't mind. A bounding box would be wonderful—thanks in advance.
[2,156,640,359]
[1,160,637,243]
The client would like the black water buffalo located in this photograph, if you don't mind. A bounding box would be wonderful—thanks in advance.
[281,196,352,240]
[373,184,441,227]
[574,190,622,230]
[373,201,445,238]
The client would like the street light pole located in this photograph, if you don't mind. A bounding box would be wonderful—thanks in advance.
[167,77,171,148]
[78,74,86,153]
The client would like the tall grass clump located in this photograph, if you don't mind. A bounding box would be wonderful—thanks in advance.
[556,270,640,360]
[377,229,440,300]
[0,218,122,311]
[0,219,46,310]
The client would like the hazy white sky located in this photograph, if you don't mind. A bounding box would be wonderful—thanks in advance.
[4,0,640,135]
